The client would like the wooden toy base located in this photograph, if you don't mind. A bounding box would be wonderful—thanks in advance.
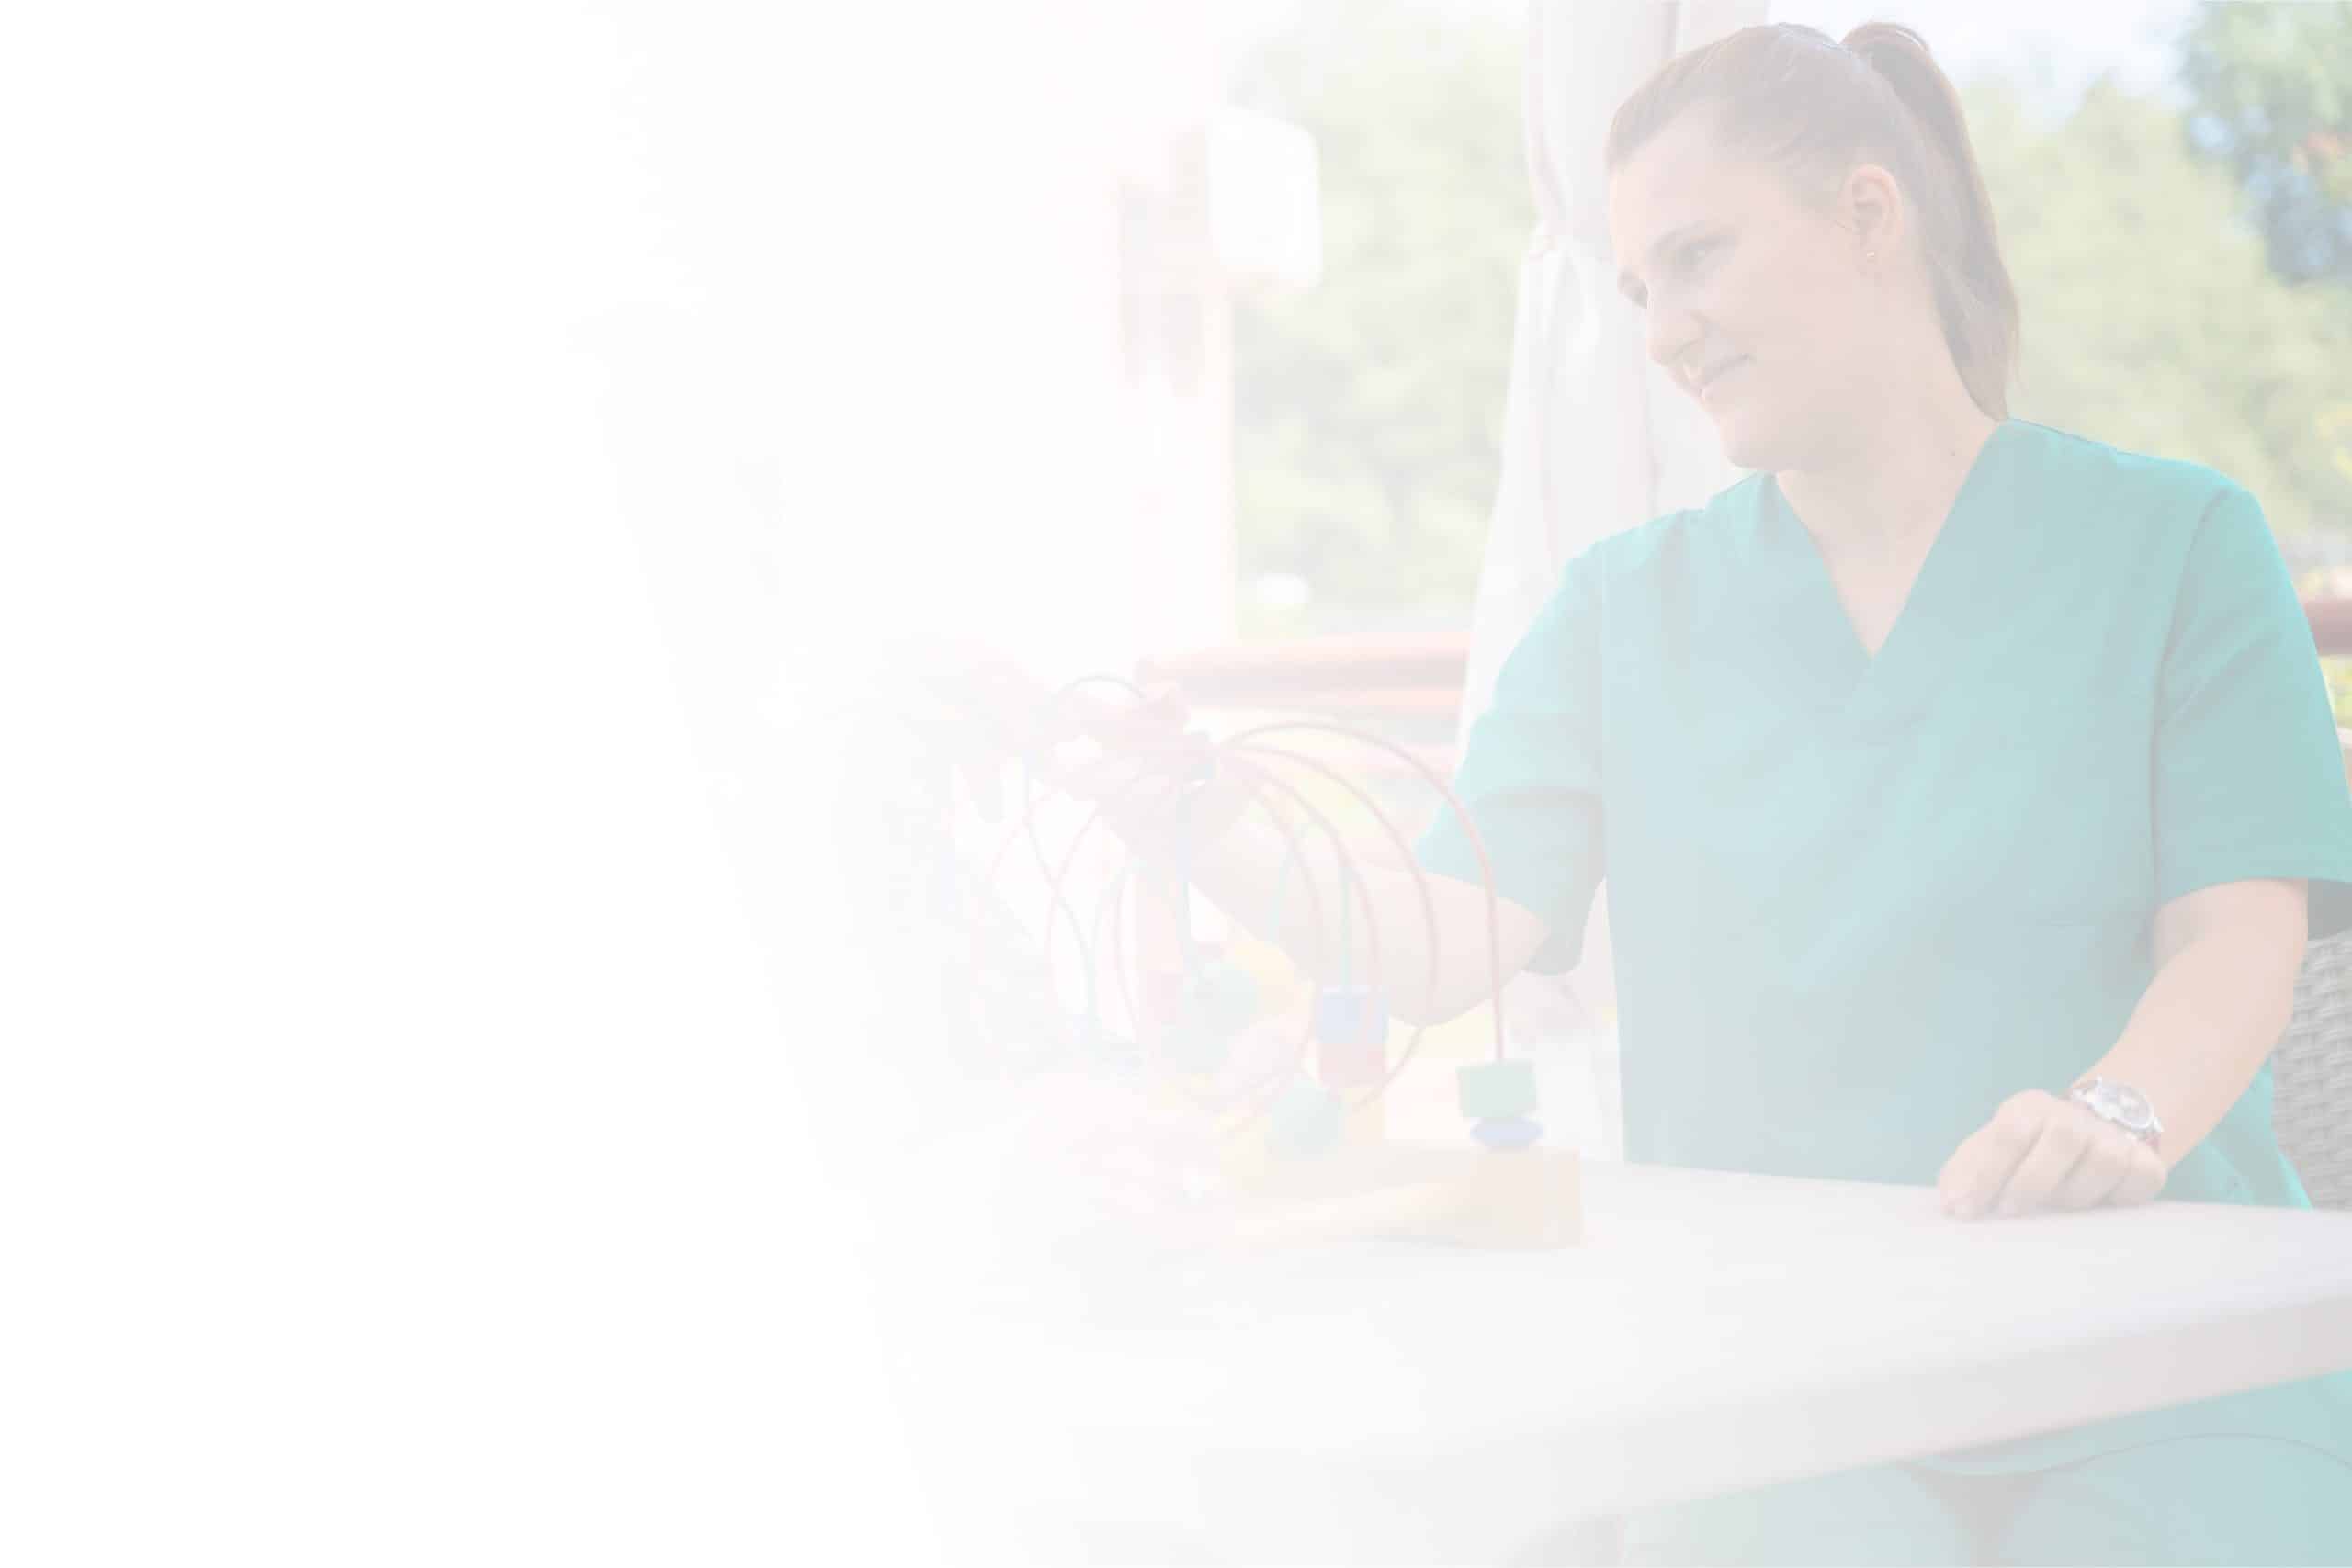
[1223,1144,1582,1250]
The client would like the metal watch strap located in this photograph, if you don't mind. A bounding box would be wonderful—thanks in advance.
[2069,1077,2163,1154]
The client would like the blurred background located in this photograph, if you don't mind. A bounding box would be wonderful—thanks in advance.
[838,2,2352,1130]
[873,1,2352,674]
[1221,0,2352,647]
[848,0,2352,847]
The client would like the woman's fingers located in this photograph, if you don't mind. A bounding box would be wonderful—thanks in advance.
[2050,1122,2138,1211]
[1939,1092,2041,1217]
[1941,1089,2170,1220]
[1993,1111,2096,1215]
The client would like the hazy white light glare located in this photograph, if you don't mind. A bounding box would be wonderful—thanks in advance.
[1209,106,1324,289]
[0,4,928,1562]
[1254,571,1317,610]
[786,0,1250,691]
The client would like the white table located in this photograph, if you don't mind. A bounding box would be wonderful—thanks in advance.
[889,1158,2352,1563]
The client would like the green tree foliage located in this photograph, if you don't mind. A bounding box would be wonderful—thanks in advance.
[1226,0,1527,637]
[1969,77,2352,545]
[1226,8,2352,644]
[2178,3,2352,288]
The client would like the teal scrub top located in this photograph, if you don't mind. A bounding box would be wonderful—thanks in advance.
[1415,418,2352,1473]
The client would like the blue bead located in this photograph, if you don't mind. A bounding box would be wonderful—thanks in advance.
[1470,1116,1544,1151]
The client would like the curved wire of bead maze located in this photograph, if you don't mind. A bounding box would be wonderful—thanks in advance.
[981,679,1529,1138]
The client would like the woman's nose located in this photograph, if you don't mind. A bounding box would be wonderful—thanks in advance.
[1644,301,1703,381]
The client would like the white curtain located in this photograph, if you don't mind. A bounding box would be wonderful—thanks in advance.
[1460,0,1769,1156]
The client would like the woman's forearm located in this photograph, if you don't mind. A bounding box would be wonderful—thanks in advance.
[1116,800,1545,1027]
[2077,925,2300,1172]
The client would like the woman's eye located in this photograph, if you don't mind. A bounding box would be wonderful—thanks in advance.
[1679,238,1719,269]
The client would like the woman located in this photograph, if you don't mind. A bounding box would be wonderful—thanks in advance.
[1089,19,2352,1565]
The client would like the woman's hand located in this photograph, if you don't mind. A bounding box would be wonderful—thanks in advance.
[1937,1089,2167,1220]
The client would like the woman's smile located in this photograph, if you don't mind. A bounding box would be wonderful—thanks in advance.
[1698,355,1750,403]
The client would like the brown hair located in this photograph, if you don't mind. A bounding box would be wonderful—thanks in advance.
[1604,21,2019,419]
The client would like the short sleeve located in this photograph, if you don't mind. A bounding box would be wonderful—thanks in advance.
[1412,550,1607,974]
[2153,483,2352,937]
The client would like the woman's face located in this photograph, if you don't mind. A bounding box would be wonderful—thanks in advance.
[1607,111,1894,472]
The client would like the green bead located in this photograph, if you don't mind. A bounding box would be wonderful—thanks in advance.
[1457,1059,1538,1122]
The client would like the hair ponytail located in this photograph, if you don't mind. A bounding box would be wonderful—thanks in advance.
[1841,23,2020,419]
[1606,21,2022,418]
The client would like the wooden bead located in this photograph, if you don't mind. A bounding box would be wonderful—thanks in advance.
[1447,1146,1581,1247]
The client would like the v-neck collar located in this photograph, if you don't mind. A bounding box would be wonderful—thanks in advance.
[1753,419,2027,730]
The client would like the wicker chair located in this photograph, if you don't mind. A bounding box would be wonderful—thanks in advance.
[2274,926,2352,1210]
[2271,728,2352,1210]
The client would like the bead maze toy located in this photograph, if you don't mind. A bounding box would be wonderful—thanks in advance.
[911,669,1581,1250]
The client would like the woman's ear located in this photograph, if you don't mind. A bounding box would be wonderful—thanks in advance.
[1839,162,1905,265]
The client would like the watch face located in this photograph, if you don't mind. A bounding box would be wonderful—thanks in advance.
[2075,1079,2154,1133]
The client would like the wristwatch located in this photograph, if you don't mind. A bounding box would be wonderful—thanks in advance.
[2068,1076,2164,1155]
